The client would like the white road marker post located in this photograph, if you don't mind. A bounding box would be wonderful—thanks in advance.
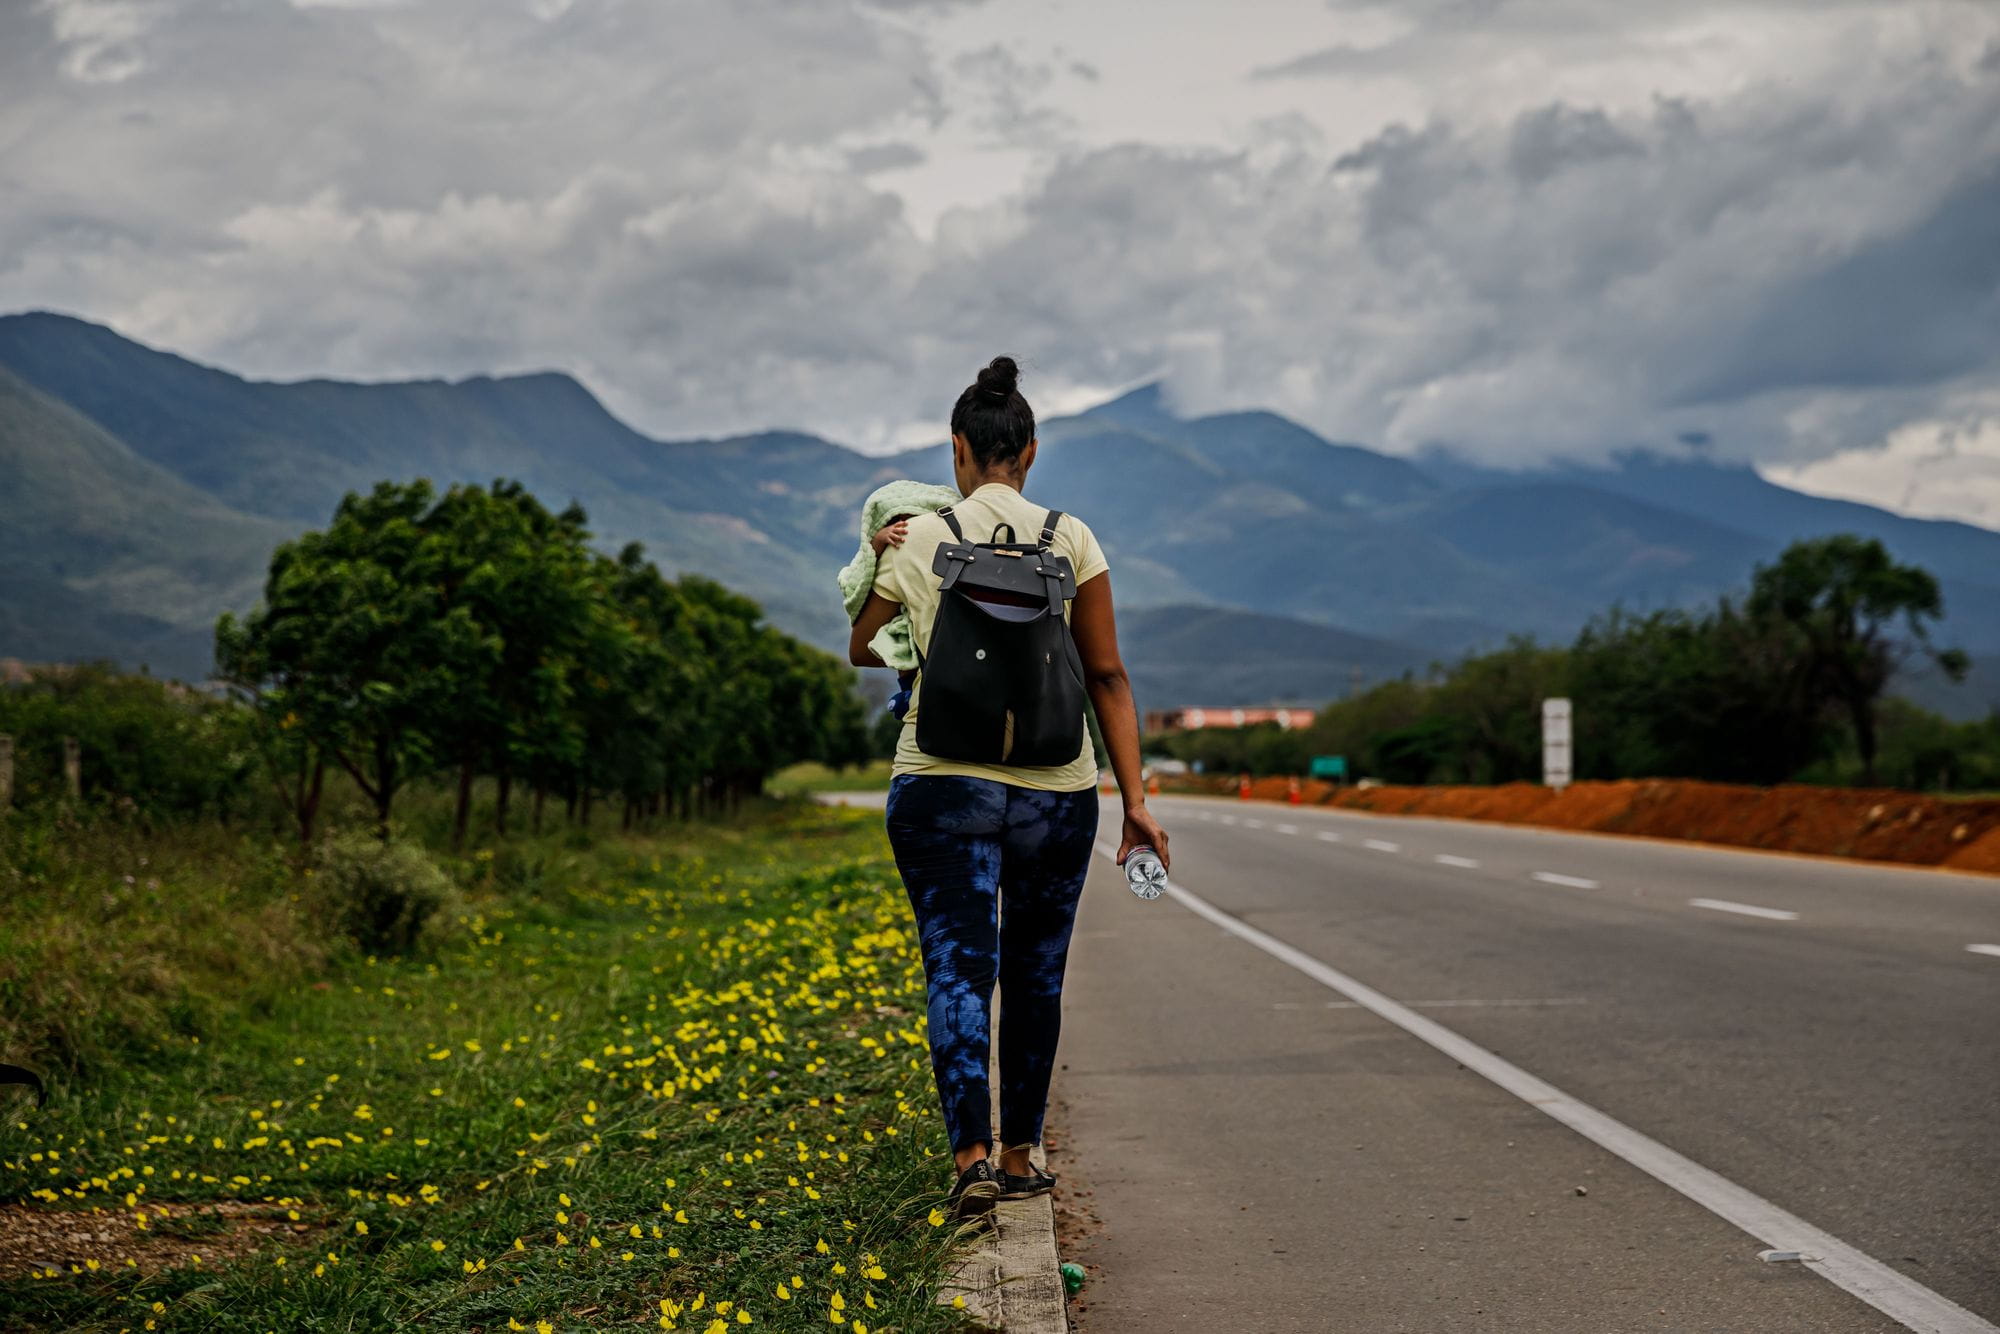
[1542,697,1572,792]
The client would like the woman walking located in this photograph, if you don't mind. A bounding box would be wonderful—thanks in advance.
[848,355,1170,1218]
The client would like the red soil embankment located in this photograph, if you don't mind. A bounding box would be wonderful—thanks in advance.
[1160,775,2000,875]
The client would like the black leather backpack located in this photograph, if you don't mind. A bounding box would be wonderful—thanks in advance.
[913,505,1088,766]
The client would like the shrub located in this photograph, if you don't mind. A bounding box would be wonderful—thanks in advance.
[315,833,461,955]
[0,662,258,820]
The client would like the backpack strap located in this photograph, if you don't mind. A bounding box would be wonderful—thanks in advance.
[934,505,974,592]
[1034,509,1068,616]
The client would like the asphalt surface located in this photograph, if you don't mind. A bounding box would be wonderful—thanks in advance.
[1041,794,2000,1332]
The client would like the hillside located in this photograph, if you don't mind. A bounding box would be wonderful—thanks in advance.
[0,364,288,673]
[1118,605,1430,708]
[1,311,1996,718]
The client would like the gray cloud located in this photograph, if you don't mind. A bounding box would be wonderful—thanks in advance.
[2,0,1997,505]
[923,48,2000,469]
[846,142,929,174]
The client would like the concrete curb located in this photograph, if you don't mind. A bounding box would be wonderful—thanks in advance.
[937,1145,1069,1333]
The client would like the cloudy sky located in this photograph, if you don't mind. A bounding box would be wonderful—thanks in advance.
[4,0,1999,525]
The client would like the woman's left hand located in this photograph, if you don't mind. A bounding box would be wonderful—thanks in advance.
[1117,804,1170,872]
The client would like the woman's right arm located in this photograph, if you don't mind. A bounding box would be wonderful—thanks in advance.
[849,591,902,667]
[1070,572,1170,870]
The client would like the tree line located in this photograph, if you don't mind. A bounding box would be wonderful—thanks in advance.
[1159,536,1993,791]
[213,478,869,845]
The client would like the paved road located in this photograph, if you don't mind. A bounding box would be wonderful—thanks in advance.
[1044,794,2000,1332]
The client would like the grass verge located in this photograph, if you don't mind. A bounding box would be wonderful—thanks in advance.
[0,803,981,1332]
[767,763,895,798]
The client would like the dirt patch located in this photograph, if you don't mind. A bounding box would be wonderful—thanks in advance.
[1948,824,2000,874]
[1161,776,2000,874]
[0,1199,328,1279]
[1043,1088,1103,1331]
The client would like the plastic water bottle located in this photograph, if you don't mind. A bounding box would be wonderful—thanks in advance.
[1124,846,1167,900]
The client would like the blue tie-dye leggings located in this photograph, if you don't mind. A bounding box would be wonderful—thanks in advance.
[884,773,1100,1154]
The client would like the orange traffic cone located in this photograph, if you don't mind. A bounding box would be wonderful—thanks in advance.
[1287,775,1302,804]
[1238,772,1252,800]
[1147,774,1160,796]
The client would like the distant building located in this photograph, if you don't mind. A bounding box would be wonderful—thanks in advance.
[1145,705,1316,733]
[0,659,32,685]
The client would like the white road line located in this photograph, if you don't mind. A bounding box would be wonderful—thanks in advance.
[1092,843,1999,1334]
[1532,871,1600,889]
[1218,814,1239,826]
[1435,854,1481,869]
[1690,898,1799,922]
[1286,998,1589,1010]
[1968,944,2000,958]
[1243,818,1267,829]
[1315,831,1342,843]
[1363,838,1401,853]
[1275,823,1300,835]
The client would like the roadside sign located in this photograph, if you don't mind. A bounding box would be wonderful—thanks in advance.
[1309,755,1348,781]
[1542,698,1572,791]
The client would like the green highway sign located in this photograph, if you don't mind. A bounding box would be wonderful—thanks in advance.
[1309,754,1348,780]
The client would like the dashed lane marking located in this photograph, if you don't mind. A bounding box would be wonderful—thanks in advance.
[1275,823,1299,835]
[1434,854,1481,869]
[1967,944,2000,958]
[1315,832,1342,843]
[1690,898,1798,922]
[1531,871,1600,889]
[1363,839,1401,853]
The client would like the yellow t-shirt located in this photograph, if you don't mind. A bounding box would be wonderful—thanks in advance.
[872,481,1110,792]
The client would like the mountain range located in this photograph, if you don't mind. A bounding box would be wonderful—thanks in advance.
[2,311,1995,719]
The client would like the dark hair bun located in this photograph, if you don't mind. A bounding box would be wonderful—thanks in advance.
[975,355,1020,401]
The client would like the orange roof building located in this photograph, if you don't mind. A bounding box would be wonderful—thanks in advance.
[1144,705,1316,733]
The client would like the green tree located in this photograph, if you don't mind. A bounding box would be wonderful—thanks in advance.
[1432,637,1568,783]
[1568,603,1827,785]
[1844,699,2000,791]
[218,481,477,835]
[1747,536,1968,785]
[215,614,328,843]
[1295,676,1436,781]
[588,545,701,828]
[417,481,598,849]
[220,478,881,838]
